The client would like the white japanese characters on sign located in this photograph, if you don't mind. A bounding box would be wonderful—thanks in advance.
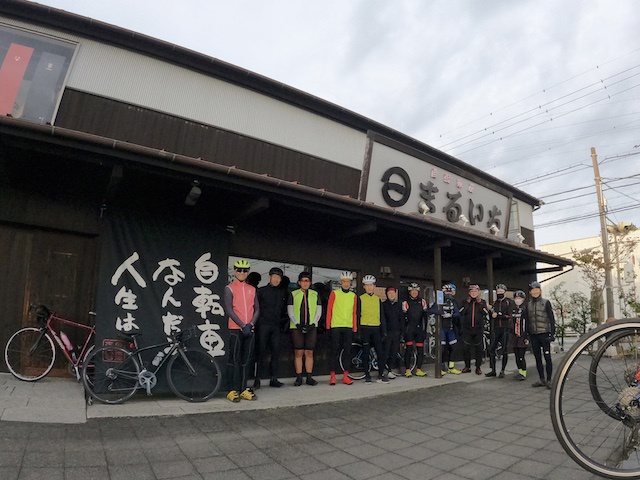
[109,252,226,356]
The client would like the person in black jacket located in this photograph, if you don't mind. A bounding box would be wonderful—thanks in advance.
[381,286,402,379]
[486,284,515,378]
[525,281,556,388]
[254,267,287,389]
[510,290,529,381]
[459,284,489,375]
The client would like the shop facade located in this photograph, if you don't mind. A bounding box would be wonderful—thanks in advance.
[0,2,571,381]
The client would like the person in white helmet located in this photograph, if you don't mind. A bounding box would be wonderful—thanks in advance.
[358,275,389,384]
[326,271,358,385]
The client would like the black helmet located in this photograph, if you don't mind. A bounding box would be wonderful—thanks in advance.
[529,281,541,289]
[298,271,312,281]
[514,290,526,299]
[269,267,284,277]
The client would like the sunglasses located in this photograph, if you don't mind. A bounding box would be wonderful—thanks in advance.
[235,268,249,273]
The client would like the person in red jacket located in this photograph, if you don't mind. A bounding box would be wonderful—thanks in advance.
[223,259,260,403]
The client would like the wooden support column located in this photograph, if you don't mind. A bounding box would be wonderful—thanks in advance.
[434,246,442,379]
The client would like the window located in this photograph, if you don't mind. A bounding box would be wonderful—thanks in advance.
[0,24,76,123]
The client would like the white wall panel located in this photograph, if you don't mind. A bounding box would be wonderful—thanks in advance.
[0,16,366,169]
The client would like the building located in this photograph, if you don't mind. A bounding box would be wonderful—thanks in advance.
[0,1,572,379]
[541,230,640,322]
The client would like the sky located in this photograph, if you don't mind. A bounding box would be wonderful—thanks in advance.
[30,0,640,249]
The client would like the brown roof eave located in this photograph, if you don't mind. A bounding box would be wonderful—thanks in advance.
[0,116,568,266]
[0,1,541,207]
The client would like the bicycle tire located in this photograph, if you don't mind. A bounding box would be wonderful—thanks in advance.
[588,329,637,422]
[4,327,56,381]
[550,318,640,479]
[82,346,140,404]
[167,349,222,402]
[399,342,418,373]
[339,342,368,380]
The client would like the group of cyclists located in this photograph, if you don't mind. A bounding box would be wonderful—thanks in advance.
[222,259,556,403]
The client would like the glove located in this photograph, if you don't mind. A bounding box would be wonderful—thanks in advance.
[549,333,555,342]
[296,323,303,331]
[241,323,253,337]
[301,325,309,334]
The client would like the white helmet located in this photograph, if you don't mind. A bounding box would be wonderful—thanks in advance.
[362,275,376,285]
[340,271,353,280]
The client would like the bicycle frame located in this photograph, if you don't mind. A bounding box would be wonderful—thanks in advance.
[45,312,96,368]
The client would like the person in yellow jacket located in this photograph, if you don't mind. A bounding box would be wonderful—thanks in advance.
[287,271,322,386]
[359,275,389,384]
[326,271,358,385]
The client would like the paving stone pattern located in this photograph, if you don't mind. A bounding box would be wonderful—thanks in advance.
[0,379,603,480]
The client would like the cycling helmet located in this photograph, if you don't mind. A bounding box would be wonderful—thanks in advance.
[340,271,353,280]
[362,274,376,285]
[495,283,507,292]
[447,283,457,292]
[269,267,284,277]
[233,259,250,269]
[408,282,420,291]
[529,281,541,289]
[442,284,454,293]
[468,284,480,292]
[514,290,526,299]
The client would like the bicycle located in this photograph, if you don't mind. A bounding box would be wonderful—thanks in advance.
[340,339,417,380]
[550,318,640,479]
[4,303,96,382]
[82,327,222,404]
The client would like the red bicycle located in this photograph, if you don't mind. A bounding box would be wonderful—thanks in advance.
[4,303,96,381]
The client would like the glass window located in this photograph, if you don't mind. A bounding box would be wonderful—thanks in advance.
[0,24,77,123]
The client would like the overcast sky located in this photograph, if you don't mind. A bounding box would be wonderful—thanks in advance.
[31,0,640,249]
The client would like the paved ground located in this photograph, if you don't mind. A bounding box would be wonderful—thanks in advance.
[0,357,603,480]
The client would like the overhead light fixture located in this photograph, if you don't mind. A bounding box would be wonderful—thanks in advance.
[459,214,469,227]
[184,180,201,206]
[489,224,500,236]
[516,233,525,243]
[418,201,430,215]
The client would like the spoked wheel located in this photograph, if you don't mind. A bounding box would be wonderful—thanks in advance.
[82,346,140,404]
[399,341,418,373]
[4,328,56,381]
[167,349,222,402]
[551,318,640,479]
[339,342,368,380]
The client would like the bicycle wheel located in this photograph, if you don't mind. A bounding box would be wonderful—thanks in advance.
[339,342,367,380]
[167,349,222,402]
[399,341,418,372]
[4,327,56,381]
[82,346,140,404]
[550,318,640,479]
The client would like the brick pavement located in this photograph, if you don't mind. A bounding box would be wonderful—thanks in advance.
[0,366,604,480]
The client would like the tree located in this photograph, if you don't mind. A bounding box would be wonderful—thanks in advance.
[567,291,597,335]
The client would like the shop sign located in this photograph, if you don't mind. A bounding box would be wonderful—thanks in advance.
[365,142,510,235]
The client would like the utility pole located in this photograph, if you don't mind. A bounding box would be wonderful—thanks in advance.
[591,147,615,321]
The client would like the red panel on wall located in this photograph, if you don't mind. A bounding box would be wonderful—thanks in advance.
[0,43,34,116]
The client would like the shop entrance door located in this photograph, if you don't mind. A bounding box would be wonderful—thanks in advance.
[0,224,98,374]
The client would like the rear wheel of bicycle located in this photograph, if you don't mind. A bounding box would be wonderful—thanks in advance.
[4,328,56,381]
[339,342,367,380]
[82,346,140,404]
[398,342,418,373]
[167,349,222,402]
[550,319,640,479]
